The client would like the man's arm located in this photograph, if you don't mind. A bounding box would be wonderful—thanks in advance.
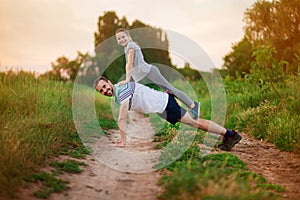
[117,101,129,146]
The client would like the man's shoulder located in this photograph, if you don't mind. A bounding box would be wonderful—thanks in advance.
[117,82,136,102]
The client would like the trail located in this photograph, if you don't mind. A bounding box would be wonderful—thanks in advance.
[231,132,300,200]
[19,114,300,200]
[20,111,162,200]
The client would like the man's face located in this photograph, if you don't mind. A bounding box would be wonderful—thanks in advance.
[96,80,113,97]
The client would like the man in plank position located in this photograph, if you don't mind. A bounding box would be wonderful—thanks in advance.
[94,76,242,150]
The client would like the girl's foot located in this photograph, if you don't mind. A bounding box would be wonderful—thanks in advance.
[190,102,200,119]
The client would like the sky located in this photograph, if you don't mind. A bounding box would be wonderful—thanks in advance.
[0,0,256,73]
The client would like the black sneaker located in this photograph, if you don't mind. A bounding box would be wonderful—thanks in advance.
[219,131,242,151]
[190,102,200,119]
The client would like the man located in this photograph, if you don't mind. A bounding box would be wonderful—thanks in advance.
[94,76,242,150]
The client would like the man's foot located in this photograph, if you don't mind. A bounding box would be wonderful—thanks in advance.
[190,102,200,119]
[219,131,242,151]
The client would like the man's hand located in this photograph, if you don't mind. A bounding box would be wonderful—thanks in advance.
[111,141,126,147]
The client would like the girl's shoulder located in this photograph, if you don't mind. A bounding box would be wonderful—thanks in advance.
[126,41,140,50]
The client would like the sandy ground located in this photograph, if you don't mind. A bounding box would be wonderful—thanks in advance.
[19,111,162,200]
[231,132,300,200]
[18,112,300,200]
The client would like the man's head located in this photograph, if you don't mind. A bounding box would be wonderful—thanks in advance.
[94,76,114,97]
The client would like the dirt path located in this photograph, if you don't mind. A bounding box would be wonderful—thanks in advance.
[20,111,162,200]
[19,114,300,200]
[231,132,300,200]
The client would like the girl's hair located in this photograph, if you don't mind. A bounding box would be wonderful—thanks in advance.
[115,28,129,35]
[115,28,133,41]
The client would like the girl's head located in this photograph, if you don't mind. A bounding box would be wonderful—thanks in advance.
[115,28,132,47]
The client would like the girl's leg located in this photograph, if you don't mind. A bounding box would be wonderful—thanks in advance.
[147,66,194,108]
[180,112,242,151]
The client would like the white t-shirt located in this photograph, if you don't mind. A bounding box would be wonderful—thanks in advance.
[115,82,168,114]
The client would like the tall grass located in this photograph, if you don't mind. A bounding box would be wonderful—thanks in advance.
[158,153,281,200]
[2,69,295,198]
[0,71,79,198]
[155,74,297,199]
[224,74,300,152]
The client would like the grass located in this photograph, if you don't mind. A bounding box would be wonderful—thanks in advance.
[26,171,69,198]
[224,74,300,152]
[0,71,118,199]
[153,74,293,199]
[50,159,87,174]
[153,124,283,199]
[25,159,86,199]
[157,151,282,200]
[1,69,298,199]
[0,71,91,198]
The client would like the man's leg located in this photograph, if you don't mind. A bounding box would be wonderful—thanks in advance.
[179,112,242,151]
[179,112,227,135]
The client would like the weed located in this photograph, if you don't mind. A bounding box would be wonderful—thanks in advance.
[50,159,86,174]
[26,171,69,198]
[158,153,281,200]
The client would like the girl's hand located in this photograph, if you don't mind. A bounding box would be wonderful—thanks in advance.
[118,80,129,87]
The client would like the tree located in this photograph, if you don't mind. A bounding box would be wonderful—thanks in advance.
[42,51,89,82]
[93,11,172,83]
[244,0,300,73]
[250,45,286,97]
[223,37,254,77]
[94,11,129,53]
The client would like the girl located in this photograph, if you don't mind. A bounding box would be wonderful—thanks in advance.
[115,28,200,119]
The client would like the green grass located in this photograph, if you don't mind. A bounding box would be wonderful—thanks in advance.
[153,118,283,199]
[158,153,281,200]
[0,71,88,198]
[0,71,118,199]
[1,70,297,199]
[26,171,69,198]
[24,159,86,198]
[25,158,87,199]
[153,75,292,200]
[50,159,87,174]
[223,74,300,152]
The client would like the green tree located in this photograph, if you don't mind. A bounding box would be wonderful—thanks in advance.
[94,11,128,56]
[250,45,287,97]
[42,51,88,82]
[178,62,202,80]
[223,37,254,77]
[244,0,300,73]
[93,11,172,83]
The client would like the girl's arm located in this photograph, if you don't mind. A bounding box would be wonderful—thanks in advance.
[119,48,134,86]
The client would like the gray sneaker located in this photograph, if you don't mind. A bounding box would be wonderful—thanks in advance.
[219,131,242,151]
[190,102,200,119]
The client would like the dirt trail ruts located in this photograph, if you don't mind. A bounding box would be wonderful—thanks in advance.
[18,114,300,200]
[231,132,300,200]
[19,111,162,200]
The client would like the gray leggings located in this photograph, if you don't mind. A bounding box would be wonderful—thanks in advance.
[146,66,193,108]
